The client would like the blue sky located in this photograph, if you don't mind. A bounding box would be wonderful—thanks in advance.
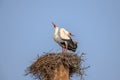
[0,0,120,80]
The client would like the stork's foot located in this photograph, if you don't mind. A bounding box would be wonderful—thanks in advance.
[62,47,68,54]
[65,49,68,53]
[62,49,68,54]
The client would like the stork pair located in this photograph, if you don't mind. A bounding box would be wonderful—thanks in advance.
[52,23,77,53]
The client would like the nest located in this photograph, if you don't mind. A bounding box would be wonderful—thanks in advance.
[25,52,87,80]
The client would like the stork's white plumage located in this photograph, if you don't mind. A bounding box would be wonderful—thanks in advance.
[52,23,77,53]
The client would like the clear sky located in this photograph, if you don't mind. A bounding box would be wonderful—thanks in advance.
[0,0,120,80]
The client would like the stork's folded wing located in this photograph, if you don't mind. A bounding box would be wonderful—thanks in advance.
[59,28,70,40]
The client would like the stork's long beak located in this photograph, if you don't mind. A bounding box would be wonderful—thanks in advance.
[69,32,75,36]
[52,22,56,28]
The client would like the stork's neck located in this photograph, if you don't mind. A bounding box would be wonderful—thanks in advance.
[54,27,59,34]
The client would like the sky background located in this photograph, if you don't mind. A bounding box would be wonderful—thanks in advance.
[0,0,120,80]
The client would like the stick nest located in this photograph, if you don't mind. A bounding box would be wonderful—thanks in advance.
[25,52,86,80]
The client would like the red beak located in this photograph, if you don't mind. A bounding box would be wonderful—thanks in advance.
[68,32,75,36]
[52,22,56,28]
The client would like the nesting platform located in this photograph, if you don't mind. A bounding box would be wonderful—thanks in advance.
[25,52,86,80]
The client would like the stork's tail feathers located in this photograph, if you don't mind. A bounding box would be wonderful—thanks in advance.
[67,39,77,52]
[60,40,77,52]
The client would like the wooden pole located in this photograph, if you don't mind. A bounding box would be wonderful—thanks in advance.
[53,65,69,80]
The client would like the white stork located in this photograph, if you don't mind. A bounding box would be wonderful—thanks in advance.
[52,22,77,53]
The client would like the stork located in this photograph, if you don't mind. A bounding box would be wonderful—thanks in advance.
[52,22,77,53]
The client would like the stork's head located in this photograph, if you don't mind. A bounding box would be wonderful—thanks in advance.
[52,22,59,31]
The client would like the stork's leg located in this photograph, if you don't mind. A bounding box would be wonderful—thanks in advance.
[65,41,68,53]
[62,47,65,53]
